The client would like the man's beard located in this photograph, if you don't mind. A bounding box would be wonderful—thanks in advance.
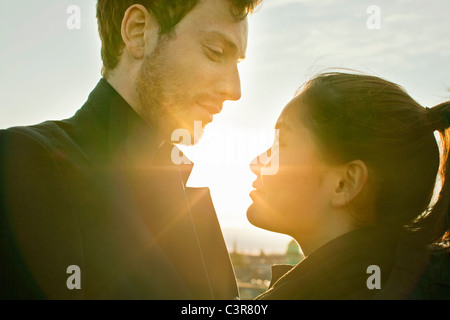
[134,36,205,145]
[135,36,172,137]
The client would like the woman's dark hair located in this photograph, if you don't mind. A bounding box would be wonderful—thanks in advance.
[96,0,262,78]
[294,72,450,246]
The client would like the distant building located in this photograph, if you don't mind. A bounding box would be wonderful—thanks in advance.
[229,239,304,299]
[286,239,303,265]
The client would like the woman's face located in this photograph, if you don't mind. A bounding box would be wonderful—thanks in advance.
[247,100,335,238]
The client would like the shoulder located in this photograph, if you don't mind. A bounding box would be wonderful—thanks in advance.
[409,247,450,300]
[0,123,86,299]
[0,118,88,172]
[0,120,85,213]
[1,124,62,184]
[1,119,76,154]
[0,121,84,237]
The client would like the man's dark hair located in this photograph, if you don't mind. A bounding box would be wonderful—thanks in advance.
[96,0,262,78]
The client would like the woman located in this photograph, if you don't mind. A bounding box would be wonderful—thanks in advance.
[248,72,450,299]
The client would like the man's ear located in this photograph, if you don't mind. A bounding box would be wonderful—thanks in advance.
[121,4,159,60]
[331,160,369,208]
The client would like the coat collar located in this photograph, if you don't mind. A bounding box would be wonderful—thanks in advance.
[258,227,430,299]
[268,227,400,288]
[73,78,194,185]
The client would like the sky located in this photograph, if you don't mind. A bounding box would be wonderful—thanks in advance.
[1,0,449,254]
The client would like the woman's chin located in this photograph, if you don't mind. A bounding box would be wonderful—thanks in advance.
[246,203,259,226]
[246,203,275,232]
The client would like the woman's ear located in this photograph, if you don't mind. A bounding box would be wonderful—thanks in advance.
[121,4,159,60]
[331,160,369,208]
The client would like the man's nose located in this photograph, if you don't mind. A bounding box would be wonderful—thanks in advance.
[220,65,242,101]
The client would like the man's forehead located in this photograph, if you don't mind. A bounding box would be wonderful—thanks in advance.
[188,1,249,38]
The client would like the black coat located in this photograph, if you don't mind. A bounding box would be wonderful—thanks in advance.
[257,227,450,300]
[0,79,238,300]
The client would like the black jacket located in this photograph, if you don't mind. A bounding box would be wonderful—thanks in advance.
[0,79,238,300]
[257,227,450,300]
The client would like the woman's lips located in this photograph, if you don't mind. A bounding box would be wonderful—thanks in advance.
[250,189,266,200]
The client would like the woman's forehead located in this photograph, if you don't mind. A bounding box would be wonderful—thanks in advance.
[275,99,302,131]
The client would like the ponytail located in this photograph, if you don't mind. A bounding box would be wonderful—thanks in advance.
[419,102,450,246]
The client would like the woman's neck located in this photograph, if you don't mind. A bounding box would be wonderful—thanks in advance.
[294,215,361,257]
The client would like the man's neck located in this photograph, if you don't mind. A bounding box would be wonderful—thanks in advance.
[104,75,138,115]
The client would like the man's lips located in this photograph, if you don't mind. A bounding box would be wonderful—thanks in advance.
[198,107,214,122]
[195,103,222,123]
[198,102,222,116]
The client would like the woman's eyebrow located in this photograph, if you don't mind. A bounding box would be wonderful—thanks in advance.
[275,120,290,131]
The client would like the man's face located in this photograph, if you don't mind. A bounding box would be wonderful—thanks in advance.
[136,0,249,142]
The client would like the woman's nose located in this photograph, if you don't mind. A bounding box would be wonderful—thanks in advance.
[250,149,271,175]
[250,156,262,176]
[250,147,279,176]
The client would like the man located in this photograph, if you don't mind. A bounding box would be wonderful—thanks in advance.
[0,0,261,299]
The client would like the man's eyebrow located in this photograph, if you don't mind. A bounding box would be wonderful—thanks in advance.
[200,30,246,60]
